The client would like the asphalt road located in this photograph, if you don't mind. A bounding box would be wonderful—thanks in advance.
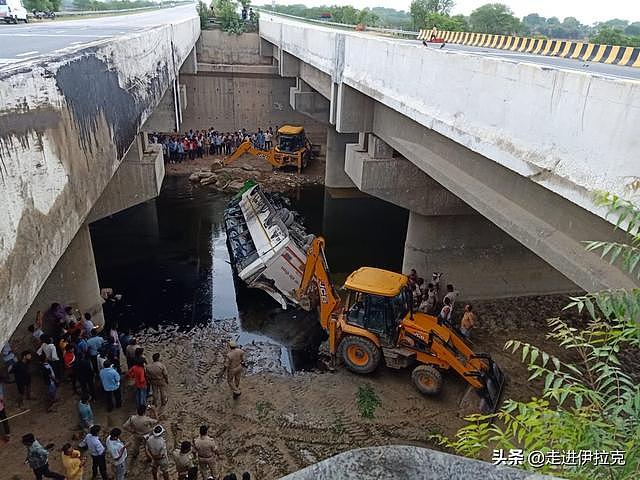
[414,40,640,81]
[0,4,197,66]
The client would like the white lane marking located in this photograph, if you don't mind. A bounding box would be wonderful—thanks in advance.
[0,33,112,38]
[15,50,39,57]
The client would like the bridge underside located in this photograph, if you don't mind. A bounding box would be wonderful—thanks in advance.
[257,23,639,298]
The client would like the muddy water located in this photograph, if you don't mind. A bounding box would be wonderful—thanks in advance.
[90,177,408,371]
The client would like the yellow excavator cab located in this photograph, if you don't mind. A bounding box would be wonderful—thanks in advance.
[277,125,305,135]
[344,267,408,297]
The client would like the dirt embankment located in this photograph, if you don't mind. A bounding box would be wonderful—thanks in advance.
[166,151,326,193]
[0,294,584,479]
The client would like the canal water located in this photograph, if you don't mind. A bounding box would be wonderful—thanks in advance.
[90,176,408,371]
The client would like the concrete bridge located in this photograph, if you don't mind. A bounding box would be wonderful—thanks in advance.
[258,12,640,299]
[0,6,200,344]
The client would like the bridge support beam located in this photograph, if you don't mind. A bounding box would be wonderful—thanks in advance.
[325,128,358,188]
[290,78,330,124]
[403,211,577,299]
[346,132,578,299]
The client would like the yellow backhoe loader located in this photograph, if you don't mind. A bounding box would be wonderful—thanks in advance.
[295,237,505,412]
[225,125,319,173]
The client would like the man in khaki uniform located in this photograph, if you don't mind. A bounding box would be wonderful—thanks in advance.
[224,341,245,398]
[172,440,198,480]
[193,425,218,480]
[146,353,169,415]
[123,404,158,458]
[146,424,170,480]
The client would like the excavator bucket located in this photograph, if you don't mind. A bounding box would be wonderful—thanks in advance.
[460,354,506,414]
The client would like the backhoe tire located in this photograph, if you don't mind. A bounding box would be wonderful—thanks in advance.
[411,365,443,395]
[339,336,381,374]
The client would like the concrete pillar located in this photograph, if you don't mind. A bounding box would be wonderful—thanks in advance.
[325,127,359,188]
[335,83,374,133]
[180,46,198,75]
[20,224,105,332]
[403,211,578,300]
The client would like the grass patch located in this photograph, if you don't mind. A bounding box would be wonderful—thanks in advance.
[331,414,345,436]
[356,384,380,419]
[256,400,273,419]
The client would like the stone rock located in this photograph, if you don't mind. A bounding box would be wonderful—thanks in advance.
[188,173,200,182]
[198,171,213,179]
[242,165,257,171]
[226,180,245,191]
[300,449,317,465]
[200,174,218,186]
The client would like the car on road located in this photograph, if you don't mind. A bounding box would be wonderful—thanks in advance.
[0,0,28,23]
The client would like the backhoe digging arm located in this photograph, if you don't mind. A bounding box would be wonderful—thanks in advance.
[225,140,280,168]
[295,237,342,360]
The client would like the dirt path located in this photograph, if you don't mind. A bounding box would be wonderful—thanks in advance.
[0,295,580,479]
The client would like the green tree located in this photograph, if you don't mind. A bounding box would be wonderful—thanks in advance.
[438,191,640,479]
[72,0,91,10]
[412,0,467,31]
[591,27,640,47]
[624,22,640,36]
[468,3,523,35]
[24,0,53,11]
[197,1,210,29]
[213,0,244,34]
[599,18,630,31]
[522,13,545,34]
[356,8,380,27]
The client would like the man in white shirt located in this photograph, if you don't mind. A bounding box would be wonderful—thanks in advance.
[79,424,108,479]
[106,428,128,480]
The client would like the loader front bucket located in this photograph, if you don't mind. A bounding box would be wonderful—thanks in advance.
[478,357,506,413]
[460,355,506,414]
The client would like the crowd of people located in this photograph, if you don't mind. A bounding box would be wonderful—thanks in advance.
[0,296,249,480]
[406,269,478,340]
[149,127,277,164]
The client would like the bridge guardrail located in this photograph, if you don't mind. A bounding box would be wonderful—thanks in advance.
[419,29,640,68]
[258,9,639,69]
[256,8,418,38]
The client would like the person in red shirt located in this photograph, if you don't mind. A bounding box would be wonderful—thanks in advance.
[189,139,197,160]
[127,360,147,409]
[63,344,79,395]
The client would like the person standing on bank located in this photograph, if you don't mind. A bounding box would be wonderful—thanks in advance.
[127,358,148,410]
[79,424,108,480]
[99,360,122,411]
[22,433,65,480]
[224,341,245,399]
[193,425,218,480]
[106,428,128,480]
[146,353,169,416]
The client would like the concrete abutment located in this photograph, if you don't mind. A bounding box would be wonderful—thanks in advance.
[21,225,105,330]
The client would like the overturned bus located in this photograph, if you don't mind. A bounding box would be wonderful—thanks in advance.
[224,182,315,308]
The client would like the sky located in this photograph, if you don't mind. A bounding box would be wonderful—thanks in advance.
[256,1,640,24]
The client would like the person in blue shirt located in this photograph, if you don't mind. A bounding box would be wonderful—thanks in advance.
[99,361,122,412]
[86,331,104,375]
[78,394,94,432]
